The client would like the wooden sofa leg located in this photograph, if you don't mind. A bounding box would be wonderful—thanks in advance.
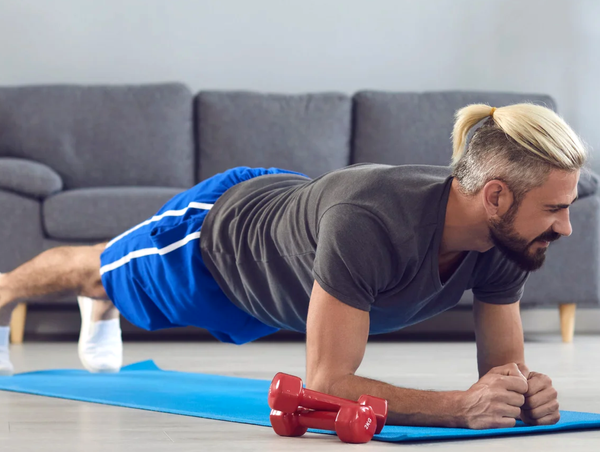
[559,303,576,343]
[10,303,27,344]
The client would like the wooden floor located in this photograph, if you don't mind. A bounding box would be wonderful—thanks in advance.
[1,336,600,451]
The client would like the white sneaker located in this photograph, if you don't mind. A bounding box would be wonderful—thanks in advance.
[78,296,123,373]
[0,326,13,376]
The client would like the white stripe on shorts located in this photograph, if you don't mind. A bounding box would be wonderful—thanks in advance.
[105,201,213,249]
[100,231,202,276]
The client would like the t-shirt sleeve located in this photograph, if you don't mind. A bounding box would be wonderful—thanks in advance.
[312,204,397,311]
[472,252,530,305]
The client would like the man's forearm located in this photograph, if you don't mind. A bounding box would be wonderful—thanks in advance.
[326,374,465,427]
[473,300,526,378]
[477,347,525,378]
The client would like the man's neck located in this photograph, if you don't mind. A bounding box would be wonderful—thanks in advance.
[440,179,493,258]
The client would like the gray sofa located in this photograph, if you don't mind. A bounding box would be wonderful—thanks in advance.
[0,83,597,343]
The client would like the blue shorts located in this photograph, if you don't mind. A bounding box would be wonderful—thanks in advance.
[99,166,309,345]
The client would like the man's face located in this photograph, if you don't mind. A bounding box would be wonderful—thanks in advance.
[488,170,579,272]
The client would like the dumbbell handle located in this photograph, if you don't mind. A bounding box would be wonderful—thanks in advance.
[269,375,364,411]
[297,390,386,434]
[296,410,337,430]
[297,387,358,412]
[270,407,376,444]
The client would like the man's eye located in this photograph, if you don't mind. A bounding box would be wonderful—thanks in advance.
[548,208,561,213]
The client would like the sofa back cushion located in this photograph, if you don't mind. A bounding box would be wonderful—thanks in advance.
[0,83,194,189]
[196,91,351,181]
[352,91,557,167]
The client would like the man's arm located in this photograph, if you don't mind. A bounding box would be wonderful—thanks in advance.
[473,298,560,426]
[473,299,526,378]
[305,280,527,429]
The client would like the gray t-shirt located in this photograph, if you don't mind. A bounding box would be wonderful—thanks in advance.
[200,164,529,334]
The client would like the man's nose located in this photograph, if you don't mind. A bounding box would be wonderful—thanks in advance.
[554,209,573,237]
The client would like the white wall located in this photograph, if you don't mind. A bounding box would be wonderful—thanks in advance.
[1,0,599,170]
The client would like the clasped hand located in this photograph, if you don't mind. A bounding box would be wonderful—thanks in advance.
[459,363,559,429]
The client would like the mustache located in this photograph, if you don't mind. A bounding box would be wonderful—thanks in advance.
[534,230,561,243]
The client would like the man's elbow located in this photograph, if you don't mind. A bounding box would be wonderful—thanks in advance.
[305,372,335,394]
[306,371,352,396]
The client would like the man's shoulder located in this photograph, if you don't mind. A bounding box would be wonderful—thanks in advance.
[332,163,452,179]
[319,164,452,202]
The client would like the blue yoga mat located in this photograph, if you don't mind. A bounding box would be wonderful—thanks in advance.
[1,360,599,442]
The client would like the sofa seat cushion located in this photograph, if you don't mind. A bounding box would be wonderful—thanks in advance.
[43,187,185,240]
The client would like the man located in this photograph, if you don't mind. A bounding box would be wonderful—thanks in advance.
[0,103,585,429]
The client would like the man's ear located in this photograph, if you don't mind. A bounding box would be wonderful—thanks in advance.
[482,180,513,217]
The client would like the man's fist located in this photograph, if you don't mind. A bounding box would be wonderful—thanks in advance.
[458,363,528,429]
[517,363,560,426]
[520,371,560,426]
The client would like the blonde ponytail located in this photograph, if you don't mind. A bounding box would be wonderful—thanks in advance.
[451,104,496,166]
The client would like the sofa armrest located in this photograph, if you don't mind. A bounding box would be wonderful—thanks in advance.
[0,157,63,199]
[578,168,599,198]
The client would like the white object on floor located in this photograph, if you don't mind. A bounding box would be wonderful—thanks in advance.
[78,296,123,373]
[0,326,14,376]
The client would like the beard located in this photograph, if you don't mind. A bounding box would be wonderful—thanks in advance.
[489,206,561,272]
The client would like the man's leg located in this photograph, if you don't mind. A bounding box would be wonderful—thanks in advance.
[0,243,109,310]
[0,243,122,374]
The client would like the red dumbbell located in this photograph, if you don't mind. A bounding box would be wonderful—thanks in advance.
[270,405,377,444]
[268,372,388,434]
